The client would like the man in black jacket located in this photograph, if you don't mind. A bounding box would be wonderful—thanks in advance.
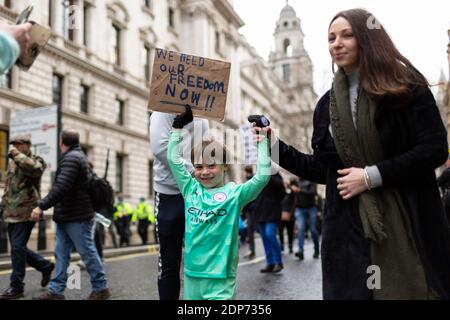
[31,129,110,300]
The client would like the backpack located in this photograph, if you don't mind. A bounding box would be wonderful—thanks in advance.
[86,150,115,212]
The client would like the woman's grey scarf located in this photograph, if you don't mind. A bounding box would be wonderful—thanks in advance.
[329,69,387,242]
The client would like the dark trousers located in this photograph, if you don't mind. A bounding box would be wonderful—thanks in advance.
[278,220,295,252]
[107,223,118,248]
[8,222,52,290]
[246,212,257,253]
[115,216,131,246]
[155,192,184,300]
[137,219,149,244]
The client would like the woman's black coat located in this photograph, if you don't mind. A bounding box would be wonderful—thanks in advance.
[276,86,450,299]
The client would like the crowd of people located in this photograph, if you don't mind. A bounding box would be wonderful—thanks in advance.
[238,171,324,272]
[1,7,450,301]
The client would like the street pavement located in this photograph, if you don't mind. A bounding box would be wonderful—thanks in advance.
[0,238,322,300]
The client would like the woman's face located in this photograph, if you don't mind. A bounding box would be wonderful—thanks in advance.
[328,17,359,74]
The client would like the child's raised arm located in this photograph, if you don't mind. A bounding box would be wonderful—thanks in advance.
[238,136,271,206]
[167,106,196,197]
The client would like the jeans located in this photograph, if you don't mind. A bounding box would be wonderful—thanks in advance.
[8,222,53,291]
[155,192,185,300]
[258,222,282,265]
[295,207,320,254]
[48,219,108,295]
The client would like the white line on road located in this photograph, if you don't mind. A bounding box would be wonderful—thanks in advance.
[238,256,265,266]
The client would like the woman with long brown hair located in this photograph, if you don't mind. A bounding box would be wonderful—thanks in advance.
[252,8,450,299]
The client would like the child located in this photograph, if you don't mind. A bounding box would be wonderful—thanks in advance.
[167,106,270,300]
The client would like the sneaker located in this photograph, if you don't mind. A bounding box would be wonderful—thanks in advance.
[32,291,65,300]
[0,287,24,300]
[313,252,320,259]
[260,264,275,273]
[272,264,284,273]
[41,262,55,287]
[295,251,304,260]
[289,248,294,254]
[87,288,111,300]
[244,251,255,260]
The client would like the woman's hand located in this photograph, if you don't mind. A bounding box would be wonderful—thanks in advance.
[336,167,367,200]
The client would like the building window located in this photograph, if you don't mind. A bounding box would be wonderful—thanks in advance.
[0,0,11,8]
[111,24,121,65]
[115,154,124,194]
[215,31,221,52]
[83,2,90,46]
[52,73,64,108]
[0,68,12,89]
[0,130,8,182]
[62,1,69,39]
[48,0,53,27]
[283,39,293,56]
[143,45,151,81]
[282,64,290,82]
[80,84,89,113]
[148,160,154,197]
[168,7,175,28]
[115,98,124,125]
[67,0,76,41]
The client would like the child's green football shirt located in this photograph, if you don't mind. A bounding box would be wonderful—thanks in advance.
[167,129,270,279]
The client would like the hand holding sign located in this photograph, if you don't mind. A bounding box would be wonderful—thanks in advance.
[172,104,194,129]
[148,48,231,121]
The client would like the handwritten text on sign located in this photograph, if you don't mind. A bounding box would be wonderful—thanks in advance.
[148,48,231,121]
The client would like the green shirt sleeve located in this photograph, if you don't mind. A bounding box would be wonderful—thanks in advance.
[0,31,20,75]
[167,129,197,197]
[238,138,271,207]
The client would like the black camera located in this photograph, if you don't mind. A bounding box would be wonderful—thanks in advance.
[247,115,270,128]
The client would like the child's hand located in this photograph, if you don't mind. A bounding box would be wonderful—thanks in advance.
[172,104,194,129]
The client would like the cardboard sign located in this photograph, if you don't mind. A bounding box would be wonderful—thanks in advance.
[148,48,231,121]
[16,22,51,71]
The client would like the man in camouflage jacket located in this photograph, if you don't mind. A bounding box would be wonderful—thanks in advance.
[0,134,54,300]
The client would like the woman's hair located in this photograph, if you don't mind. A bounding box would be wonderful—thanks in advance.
[330,8,429,98]
[191,139,229,165]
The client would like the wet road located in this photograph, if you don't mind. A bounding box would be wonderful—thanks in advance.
[0,238,322,300]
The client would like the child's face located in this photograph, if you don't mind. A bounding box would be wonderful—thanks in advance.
[194,163,227,189]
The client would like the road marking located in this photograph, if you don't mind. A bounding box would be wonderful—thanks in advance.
[105,251,155,262]
[238,256,265,266]
[0,249,159,276]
